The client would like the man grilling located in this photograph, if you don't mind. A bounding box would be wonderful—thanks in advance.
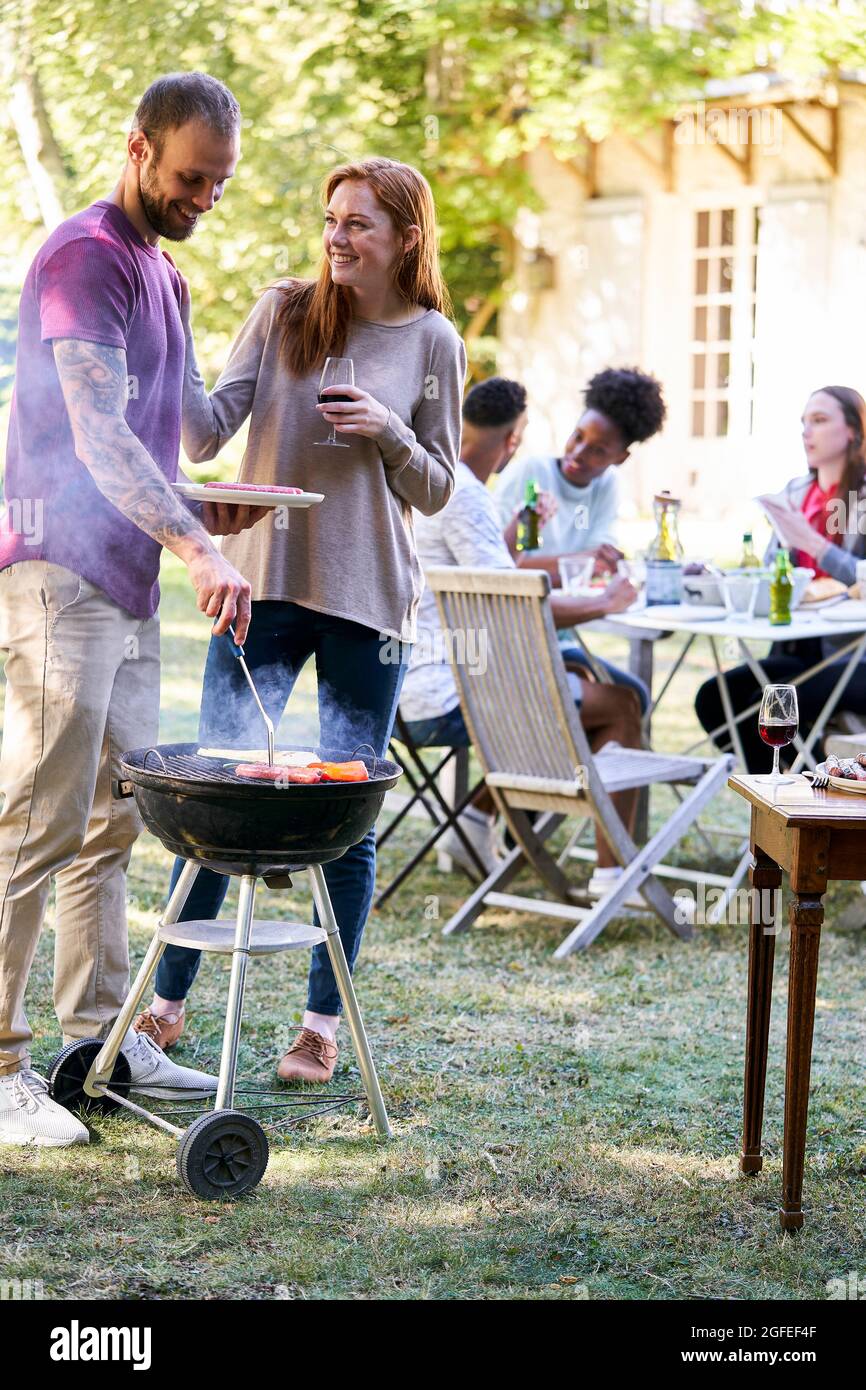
[0,73,264,1146]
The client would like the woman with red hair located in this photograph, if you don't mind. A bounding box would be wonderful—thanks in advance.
[137,158,465,1080]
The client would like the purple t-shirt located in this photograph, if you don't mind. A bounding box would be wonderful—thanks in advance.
[1,200,185,619]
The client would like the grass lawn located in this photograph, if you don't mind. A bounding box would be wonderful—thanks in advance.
[1,555,864,1301]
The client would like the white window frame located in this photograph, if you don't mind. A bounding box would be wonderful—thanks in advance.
[686,186,763,445]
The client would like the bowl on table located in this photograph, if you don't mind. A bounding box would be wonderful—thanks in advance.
[683,567,814,617]
[749,566,814,617]
[681,572,725,607]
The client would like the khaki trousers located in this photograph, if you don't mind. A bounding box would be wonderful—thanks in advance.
[0,561,159,1074]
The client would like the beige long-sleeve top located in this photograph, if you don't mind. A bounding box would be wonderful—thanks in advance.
[181,284,466,640]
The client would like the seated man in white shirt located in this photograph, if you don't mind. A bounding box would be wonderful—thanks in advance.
[496,366,666,615]
[400,378,641,894]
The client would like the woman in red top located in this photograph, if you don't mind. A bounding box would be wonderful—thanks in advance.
[696,385,866,771]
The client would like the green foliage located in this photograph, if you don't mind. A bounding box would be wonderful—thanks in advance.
[1,0,864,396]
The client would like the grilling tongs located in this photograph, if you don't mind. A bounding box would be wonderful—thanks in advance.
[226,625,275,767]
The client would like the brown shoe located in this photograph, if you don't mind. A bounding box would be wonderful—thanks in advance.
[133,1008,185,1051]
[277,1028,338,1084]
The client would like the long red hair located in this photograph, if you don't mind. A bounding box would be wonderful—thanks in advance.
[274,157,452,378]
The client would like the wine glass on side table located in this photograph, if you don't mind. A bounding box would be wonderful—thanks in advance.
[755,683,799,785]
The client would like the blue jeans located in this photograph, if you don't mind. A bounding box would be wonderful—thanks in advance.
[400,704,471,750]
[558,648,650,715]
[155,601,409,1015]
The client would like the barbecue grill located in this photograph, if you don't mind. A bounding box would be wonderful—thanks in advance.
[47,742,402,1199]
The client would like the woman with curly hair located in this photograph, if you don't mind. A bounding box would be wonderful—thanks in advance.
[496,365,666,709]
[497,365,666,588]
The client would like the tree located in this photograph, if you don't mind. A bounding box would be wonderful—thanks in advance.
[1,0,865,403]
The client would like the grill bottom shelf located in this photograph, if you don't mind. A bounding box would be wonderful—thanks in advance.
[158,920,327,954]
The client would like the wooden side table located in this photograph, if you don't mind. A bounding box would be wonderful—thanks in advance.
[729,773,866,1231]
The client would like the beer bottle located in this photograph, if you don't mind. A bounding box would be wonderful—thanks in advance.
[740,532,761,568]
[769,548,793,626]
[516,480,542,552]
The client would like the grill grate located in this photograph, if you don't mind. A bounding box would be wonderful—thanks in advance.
[138,751,263,785]
[122,747,395,787]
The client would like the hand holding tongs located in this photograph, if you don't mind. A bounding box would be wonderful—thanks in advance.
[225,626,275,766]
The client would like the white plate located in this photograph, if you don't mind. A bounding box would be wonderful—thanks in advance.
[174,483,324,508]
[644,603,728,621]
[828,774,866,795]
[823,601,866,623]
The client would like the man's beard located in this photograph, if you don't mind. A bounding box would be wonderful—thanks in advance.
[138,161,197,242]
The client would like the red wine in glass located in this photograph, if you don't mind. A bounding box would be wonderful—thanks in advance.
[755,684,799,784]
[315,357,354,447]
[759,720,798,748]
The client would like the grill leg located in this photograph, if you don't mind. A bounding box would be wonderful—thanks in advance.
[86,859,201,1096]
[308,864,391,1140]
[215,874,257,1110]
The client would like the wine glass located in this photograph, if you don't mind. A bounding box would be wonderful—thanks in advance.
[755,684,799,785]
[315,357,354,447]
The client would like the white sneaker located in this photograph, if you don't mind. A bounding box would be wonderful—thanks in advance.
[0,1069,89,1147]
[121,1030,217,1101]
[440,810,502,882]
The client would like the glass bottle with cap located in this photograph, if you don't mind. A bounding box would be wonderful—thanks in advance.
[515,480,542,552]
[645,491,684,605]
[769,548,793,626]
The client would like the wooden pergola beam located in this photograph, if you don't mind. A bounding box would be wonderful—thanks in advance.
[625,134,668,188]
[779,103,839,176]
[663,119,676,194]
[710,133,753,183]
[563,138,599,198]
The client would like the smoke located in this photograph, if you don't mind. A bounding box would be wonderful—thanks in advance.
[196,646,378,759]
[316,678,381,761]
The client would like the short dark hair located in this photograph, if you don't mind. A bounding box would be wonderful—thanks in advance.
[463,377,527,429]
[132,72,241,154]
[584,367,666,446]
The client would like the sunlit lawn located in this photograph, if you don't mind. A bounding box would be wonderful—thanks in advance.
[1,553,864,1300]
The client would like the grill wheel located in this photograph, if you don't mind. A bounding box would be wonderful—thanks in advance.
[48,1038,132,1116]
[177,1110,269,1200]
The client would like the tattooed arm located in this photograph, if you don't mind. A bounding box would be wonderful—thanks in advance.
[52,337,253,641]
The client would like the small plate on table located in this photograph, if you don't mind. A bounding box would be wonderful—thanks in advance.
[174,483,324,508]
[823,601,866,623]
[826,774,866,795]
[645,603,728,622]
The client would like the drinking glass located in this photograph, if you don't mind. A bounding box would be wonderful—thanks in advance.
[755,683,799,785]
[315,357,354,447]
[617,555,647,588]
[723,572,760,621]
[558,555,595,595]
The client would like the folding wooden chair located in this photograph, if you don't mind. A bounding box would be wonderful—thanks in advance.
[426,566,735,956]
[374,711,488,908]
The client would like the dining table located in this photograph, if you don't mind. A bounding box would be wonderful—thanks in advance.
[588,603,866,772]
[574,602,866,921]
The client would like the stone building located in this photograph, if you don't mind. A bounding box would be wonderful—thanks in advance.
[499,72,866,518]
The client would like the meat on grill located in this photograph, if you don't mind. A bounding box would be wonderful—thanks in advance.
[233,760,369,784]
[204,482,303,494]
[235,764,323,783]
